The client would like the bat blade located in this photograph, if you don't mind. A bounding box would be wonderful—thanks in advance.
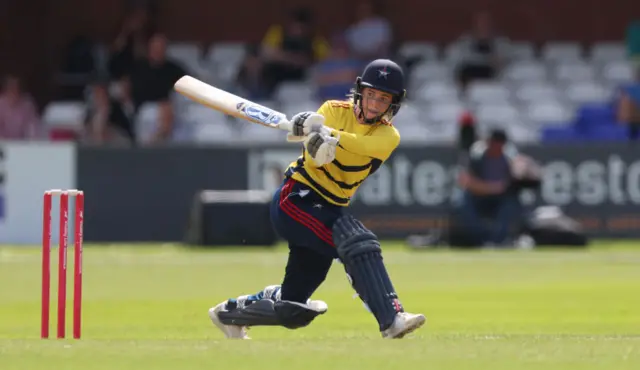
[174,75,292,131]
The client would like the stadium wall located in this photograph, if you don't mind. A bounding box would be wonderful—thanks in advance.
[75,143,640,243]
[1,142,639,245]
[0,142,76,245]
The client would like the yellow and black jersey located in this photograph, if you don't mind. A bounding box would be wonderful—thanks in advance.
[285,100,401,206]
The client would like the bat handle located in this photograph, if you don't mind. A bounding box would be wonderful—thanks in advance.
[278,119,306,143]
[278,119,293,132]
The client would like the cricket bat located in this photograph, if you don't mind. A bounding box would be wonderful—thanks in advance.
[174,75,293,132]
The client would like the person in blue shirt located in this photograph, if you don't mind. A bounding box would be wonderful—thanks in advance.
[312,35,362,101]
[457,129,520,246]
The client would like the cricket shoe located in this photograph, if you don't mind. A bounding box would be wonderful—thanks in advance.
[208,301,250,339]
[381,312,426,339]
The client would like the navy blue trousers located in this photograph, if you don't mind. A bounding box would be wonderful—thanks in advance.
[459,191,520,245]
[270,178,345,303]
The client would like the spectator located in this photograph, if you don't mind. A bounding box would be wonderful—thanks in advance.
[312,34,361,101]
[121,32,188,144]
[627,20,640,77]
[0,75,41,140]
[83,77,134,145]
[108,5,154,80]
[235,45,270,100]
[617,84,640,141]
[453,11,510,91]
[457,129,520,247]
[260,8,329,96]
[457,110,478,154]
[344,0,393,62]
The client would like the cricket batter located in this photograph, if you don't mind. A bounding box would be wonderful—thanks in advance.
[209,59,426,339]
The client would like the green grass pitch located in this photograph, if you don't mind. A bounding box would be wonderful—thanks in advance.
[0,242,639,369]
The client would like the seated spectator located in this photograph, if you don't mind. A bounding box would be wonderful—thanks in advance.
[0,74,41,140]
[617,83,640,140]
[121,32,187,144]
[453,11,510,91]
[312,35,361,101]
[235,45,270,100]
[260,8,329,95]
[108,5,154,80]
[344,0,393,63]
[457,129,520,247]
[83,77,134,145]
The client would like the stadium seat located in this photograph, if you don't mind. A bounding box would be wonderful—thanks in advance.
[187,104,228,125]
[590,42,626,62]
[509,41,536,60]
[582,123,628,141]
[281,99,322,119]
[206,43,247,83]
[506,123,539,143]
[542,42,583,62]
[240,121,287,142]
[502,61,547,82]
[564,82,611,105]
[553,62,596,82]
[42,101,85,129]
[515,83,563,103]
[395,122,431,142]
[192,121,238,143]
[167,42,202,71]
[275,82,315,103]
[134,103,161,142]
[467,81,511,104]
[423,121,458,143]
[206,42,246,65]
[474,103,520,124]
[187,103,242,143]
[602,61,636,85]
[525,101,574,125]
[411,62,452,82]
[398,42,438,60]
[443,42,464,63]
[415,81,459,102]
[426,102,465,125]
[540,126,581,142]
[392,103,421,126]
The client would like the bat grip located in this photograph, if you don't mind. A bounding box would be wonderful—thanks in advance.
[278,120,293,132]
[278,119,306,143]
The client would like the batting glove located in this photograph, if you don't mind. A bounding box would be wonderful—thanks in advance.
[290,112,331,136]
[304,132,339,166]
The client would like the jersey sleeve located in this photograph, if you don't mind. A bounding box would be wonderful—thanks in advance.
[317,101,400,161]
[331,124,400,161]
[316,100,333,117]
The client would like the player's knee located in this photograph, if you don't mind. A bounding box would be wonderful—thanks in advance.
[274,300,326,329]
[333,214,381,260]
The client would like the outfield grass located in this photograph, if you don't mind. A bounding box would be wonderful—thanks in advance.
[0,242,639,369]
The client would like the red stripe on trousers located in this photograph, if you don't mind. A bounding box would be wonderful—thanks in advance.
[279,179,335,246]
[279,180,334,246]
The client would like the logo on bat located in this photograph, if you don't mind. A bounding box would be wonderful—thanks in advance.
[236,102,282,125]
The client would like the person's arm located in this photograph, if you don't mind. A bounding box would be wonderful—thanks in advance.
[316,101,400,160]
[331,126,399,160]
[458,154,506,195]
[458,170,505,195]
